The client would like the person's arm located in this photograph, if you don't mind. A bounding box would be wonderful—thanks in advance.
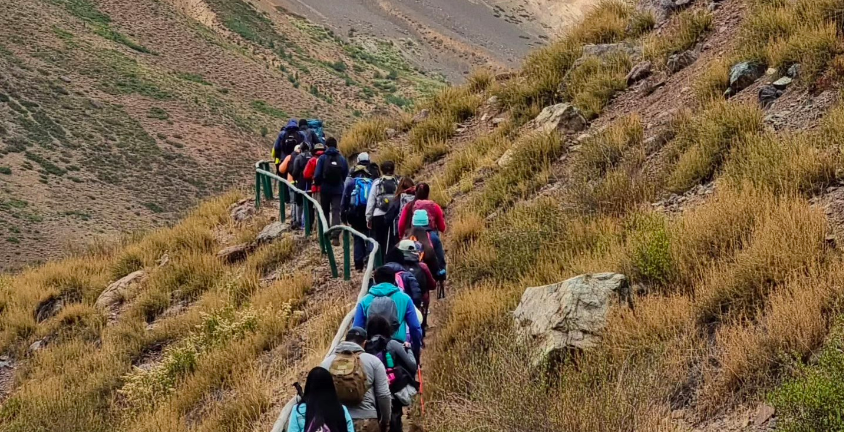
[313,155,324,186]
[344,407,355,432]
[272,134,283,165]
[420,262,436,293]
[341,157,350,180]
[404,299,422,355]
[353,303,366,328]
[372,361,392,429]
[340,178,352,215]
[280,155,292,175]
[390,340,417,375]
[287,404,304,432]
[365,179,378,225]
[433,204,447,232]
[397,204,410,237]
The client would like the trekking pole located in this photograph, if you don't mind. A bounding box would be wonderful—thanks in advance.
[418,367,425,416]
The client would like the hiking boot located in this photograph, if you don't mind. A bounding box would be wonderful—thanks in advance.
[331,237,340,247]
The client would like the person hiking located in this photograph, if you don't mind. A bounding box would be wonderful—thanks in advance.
[398,183,447,278]
[288,367,355,432]
[314,137,349,246]
[291,143,313,230]
[365,315,418,432]
[387,240,436,331]
[365,161,399,262]
[273,119,305,177]
[353,266,423,359]
[280,144,303,228]
[341,153,374,271]
[405,210,443,281]
[299,118,320,146]
[387,178,416,249]
[302,142,325,231]
[321,327,391,432]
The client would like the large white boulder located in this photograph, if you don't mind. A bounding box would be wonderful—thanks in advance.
[533,103,587,133]
[95,270,147,311]
[514,273,632,363]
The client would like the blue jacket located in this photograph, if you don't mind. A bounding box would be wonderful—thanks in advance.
[273,119,304,164]
[287,403,354,432]
[353,283,422,353]
[314,147,349,196]
[340,166,372,214]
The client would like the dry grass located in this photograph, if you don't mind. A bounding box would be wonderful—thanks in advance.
[564,52,632,119]
[339,117,391,156]
[467,68,494,94]
[694,59,730,103]
[644,9,713,63]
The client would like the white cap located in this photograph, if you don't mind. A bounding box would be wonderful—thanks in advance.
[357,152,370,164]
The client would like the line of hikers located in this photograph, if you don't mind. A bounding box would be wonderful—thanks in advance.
[271,119,449,432]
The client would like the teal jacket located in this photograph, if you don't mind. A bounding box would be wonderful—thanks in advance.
[353,283,422,351]
[287,403,354,432]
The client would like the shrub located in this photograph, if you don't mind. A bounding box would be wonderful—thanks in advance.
[467,69,494,93]
[627,212,674,286]
[644,9,713,62]
[563,52,632,118]
[765,22,840,80]
[569,0,633,45]
[694,59,729,103]
[667,101,764,192]
[408,114,454,151]
[340,117,390,156]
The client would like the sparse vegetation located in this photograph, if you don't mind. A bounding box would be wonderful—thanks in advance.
[644,9,713,63]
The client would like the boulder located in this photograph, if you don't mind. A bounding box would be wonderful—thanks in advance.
[533,103,587,133]
[497,148,515,168]
[35,297,63,323]
[666,50,697,74]
[28,340,45,353]
[729,61,765,94]
[773,76,793,90]
[385,128,398,139]
[514,273,632,363]
[758,85,783,108]
[487,95,500,106]
[95,270,147,311]
[626,61,653,85]
[217,243,252,263]
[412,109,430,124]
[491,117,506,126]
[229,199,255,223]
[256,221,288,244]
[660,0,693,12]
[581,42,643,63]
[787,64,802,78]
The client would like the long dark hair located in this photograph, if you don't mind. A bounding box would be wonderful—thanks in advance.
[301,367,347,432]
[405,182,430,225]
[395,177,415,198]
[366,314,393,339]
[407,226,439,275]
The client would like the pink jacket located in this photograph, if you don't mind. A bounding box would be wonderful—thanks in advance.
[398,200,447,235]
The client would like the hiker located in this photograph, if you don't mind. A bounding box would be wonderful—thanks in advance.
[288,367,355,432]
[314,137,349,246]
[273,119,305,177]
[299,118,319,146]
[321,327,391,432]
[280,144,303,228]
[398,183,447,278]
[386,240,436,330]
[291,143,313,230]
[308,119,327,144]
[302,142,326,231]
[365,315,418,432]
[365,161,399,262]
[353,266,423,359]
[341,153,374,271]
[405,210,443,281]
[387,178,416,248]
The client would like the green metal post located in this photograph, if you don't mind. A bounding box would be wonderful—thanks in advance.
[317,219,327,254]
[279,185,285,223]
[255,172,261,209]
[326,233,339,278]
[303,199,311,237]
[374,246,383,267]
[343,231,351,281]
[264,173,274,200]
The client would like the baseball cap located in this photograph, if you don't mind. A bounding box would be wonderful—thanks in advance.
[397,239,418,253]
[346,326,367,340]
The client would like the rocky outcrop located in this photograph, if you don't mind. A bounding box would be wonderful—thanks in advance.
[95,270,147,312]
[412,109,430,124]
[514,273,632,364]
[256,221,288,244]
[534,103,587,133]
[626,61,653,85]
[229,199,255,223]
[758,85,783,109]
[217,243,253,263]
[667,50,697,74]
[581,42,643,63]
[726,61,765,96]
[35,296,63,323]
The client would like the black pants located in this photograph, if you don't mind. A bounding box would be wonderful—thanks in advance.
[349,217,370,269]
[390,398,403,432]
[372,215,390,262]
[320,192,342,238]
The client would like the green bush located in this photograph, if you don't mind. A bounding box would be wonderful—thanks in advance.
[627,212,674,285]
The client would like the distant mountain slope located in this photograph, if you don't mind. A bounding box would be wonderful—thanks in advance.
[0,0,444,270]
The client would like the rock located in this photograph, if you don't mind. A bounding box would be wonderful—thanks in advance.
[28,340,44,353]
[773,76,793,90]
[229,199,255,222]
[758,85,783,108]
[480,113,489,122]
[59,75,72,83]
[35,297,64,323]
[256,221,287,244]
[385,128,397,139]
[95,270,147,311]
[412,109,430,124]
[455,127,467,133]
[765,67,778,76]
[643,129,675,152]
[487,95,499,105]
[626,61,653,85]
[157,254,170,267]
[661,0,692,11]
[217,243,252,263]
[514,273,632,363]
[667,50,697,74]
[497,149,515,167]
[787,64,802,78]
[0,359,10,368]
[576,133,591,143]
[729,61,765,94]
[491,117,506,126]
[533,103,587,133]
[754,404,775,425]
[581,42,643,63]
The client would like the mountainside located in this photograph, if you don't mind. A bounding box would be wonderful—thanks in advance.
[0,0,446,270]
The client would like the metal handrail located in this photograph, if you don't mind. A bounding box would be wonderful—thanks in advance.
[255,160,381,432]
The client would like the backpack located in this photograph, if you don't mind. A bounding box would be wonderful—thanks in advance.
[394,271,422,306]
[405,263,428,294]
[329,351,368,405]
[307,119,326,143]
[304,154,320,181]
[292,153,311,181]
[351,177,373,209]
[375,177,398,213]
[367,296,400,335]
[323,153,345,184]
[282,133,299,157]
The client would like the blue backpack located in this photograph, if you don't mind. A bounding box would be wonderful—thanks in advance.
[351,178,372,209]
[307,119,326,143]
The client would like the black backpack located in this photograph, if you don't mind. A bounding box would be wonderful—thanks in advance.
[282,134,298,156]
[323,153,345,184]
[375,177,398,212]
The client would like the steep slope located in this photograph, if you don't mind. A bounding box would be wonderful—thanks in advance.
[0,0,444,270]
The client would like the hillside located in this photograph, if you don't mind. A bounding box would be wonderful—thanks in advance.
[5,0,844,431]
[0,0,446,270]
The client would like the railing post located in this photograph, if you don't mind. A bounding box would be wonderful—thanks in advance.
[303,199,311,238]
[375,246,383,267]
[343,230,351,281]
[278,183,286,223]
[317,219,327,254]
[263,167,274,200]
[255,172,262,209]
[326,232,339,279]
